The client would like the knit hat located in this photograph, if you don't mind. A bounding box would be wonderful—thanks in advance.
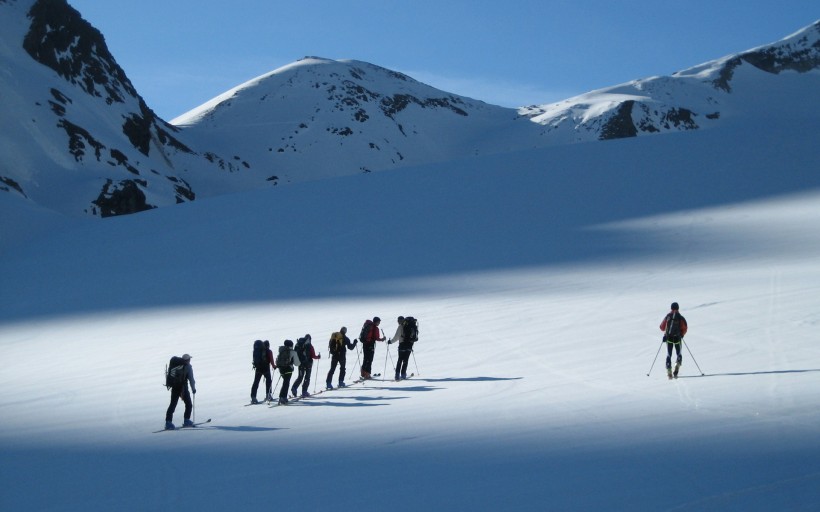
[671,302,679,310]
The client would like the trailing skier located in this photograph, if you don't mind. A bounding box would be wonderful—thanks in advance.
[291,335,321,398]
[388,316,418,380]
[326,327,357,389]
[660,302,688,379]
[164,353,196,430]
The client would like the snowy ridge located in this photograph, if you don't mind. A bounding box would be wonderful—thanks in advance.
[171,56,541,183]
[521,20,820,141]
[1,1,818,224]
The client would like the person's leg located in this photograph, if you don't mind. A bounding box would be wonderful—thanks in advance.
[165,386,181,422]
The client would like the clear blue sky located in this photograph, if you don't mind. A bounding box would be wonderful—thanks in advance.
[69,0,818,121]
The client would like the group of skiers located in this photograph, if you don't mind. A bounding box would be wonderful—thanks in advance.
[165,304,687,429]
[164,316,419,429]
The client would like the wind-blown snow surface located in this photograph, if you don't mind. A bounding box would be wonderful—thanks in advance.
[2,110,820,510]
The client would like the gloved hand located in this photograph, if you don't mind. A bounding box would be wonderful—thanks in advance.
[192,388,197,395]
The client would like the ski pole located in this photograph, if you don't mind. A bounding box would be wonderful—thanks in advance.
[351,342,361,381]
[313,356,321,394]
[411,349,420,376]
[683,339,705,376]
[192,390,196,424]
[382,341,390,379]
[646,340,664,377]
[273,374,281,398]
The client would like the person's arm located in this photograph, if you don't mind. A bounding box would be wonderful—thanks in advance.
[187,365,196,393]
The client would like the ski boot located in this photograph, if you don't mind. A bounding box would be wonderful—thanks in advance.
[164,421,175,430]
[279,397,289,405]
[673,362,681,379]
[250,397,260,405]
[326,382,333,390]
[338,381,346,388]
[265,393,273,403]
[301,391,310,398]
[182,419,194,428]
[667,367,673,380]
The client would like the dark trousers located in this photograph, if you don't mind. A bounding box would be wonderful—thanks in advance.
[326,354,347,384]
[666,341,682,369]
[396,347,412,378]
[165,385,191,422]
[361,343,375,375]
[292,365,313,394]
[279,371,293,399]
[251,367,271,399]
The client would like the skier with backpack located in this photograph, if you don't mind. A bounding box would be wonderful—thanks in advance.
[359,317,385,380]
[250,340,276,404]
[275,340,301,404]
[291,335,321,398]
[326,327,357,389]
[164,353,196,430]
[660,302,689,379]
[388,316,418,381]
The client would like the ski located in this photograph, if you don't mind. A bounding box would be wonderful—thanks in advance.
[245,399,273,406]
[153,418,211,433]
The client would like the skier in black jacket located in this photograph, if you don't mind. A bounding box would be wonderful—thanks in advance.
[165,353,196,430]
[326,327,357,389]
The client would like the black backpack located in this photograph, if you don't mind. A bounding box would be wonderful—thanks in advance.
[252,340,267,369]
[359,319,374,343]
[276,345,293,371]
[666,313,683,341]
[294,337,308,365]
[402,317,419,342]
[165,356,186,389]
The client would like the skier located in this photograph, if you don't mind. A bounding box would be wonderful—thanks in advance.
[165,353,196,430]
[251,340,275,404]
[359,317,385,379]
[388,316,416,381]
[660,302,688,379]
[326,327,357,389]
[291,335,321,398]
[276,340,301,404]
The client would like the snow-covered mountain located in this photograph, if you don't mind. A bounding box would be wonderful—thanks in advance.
[0,0,250,219]
[170,57,543,184]
[1,0,818,226]
[521,21,820,142]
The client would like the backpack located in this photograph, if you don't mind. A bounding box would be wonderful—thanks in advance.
[359,319,374,343]
[276,346,293,371]
[402,317,419,342]
[329,332,343,355]
[252,339,266,369]
[165,356,186,389]
[666,313,683,341]
[294,338,308,365]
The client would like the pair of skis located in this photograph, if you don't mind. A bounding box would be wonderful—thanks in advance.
[153,418,212,433]
[265,373,381,407]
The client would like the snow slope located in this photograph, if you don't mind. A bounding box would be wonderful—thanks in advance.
[2,98,820,511]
